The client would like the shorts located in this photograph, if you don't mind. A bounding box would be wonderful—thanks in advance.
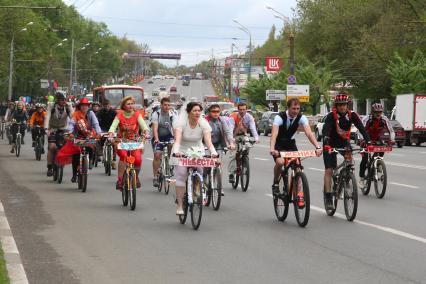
[273,140,298,162]
[323,142,351,169]
[152,135,174,152]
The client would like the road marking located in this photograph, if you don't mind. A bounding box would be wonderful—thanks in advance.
[388,153,404,157]
[308,167,325,172]
[146,158,153,161]
[264,194,426,245]
[390,182,419,189]
[0,201,29,284]
[254,157,269,161]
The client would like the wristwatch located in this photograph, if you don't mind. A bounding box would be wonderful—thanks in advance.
[315,146,321,149]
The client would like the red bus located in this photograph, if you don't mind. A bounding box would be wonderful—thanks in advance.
[93,85,144,110]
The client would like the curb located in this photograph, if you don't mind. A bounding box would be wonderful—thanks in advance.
[0,202,29,284]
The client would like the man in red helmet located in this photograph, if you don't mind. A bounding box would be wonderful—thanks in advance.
[321,92,370,210]
[358,103,395,188]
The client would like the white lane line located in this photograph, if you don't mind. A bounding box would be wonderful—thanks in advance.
[146,158,153,161]
[390,182,419,189]
[264,194,426,245]
[254,157,269,161]
[388,153,404,157]
[307,167,325,172]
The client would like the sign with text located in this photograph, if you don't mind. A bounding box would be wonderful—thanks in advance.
[266,90,286,101]
[286,85,310,102]
[265,57,282,72]
[124,52,181,60]
[280,150,317,158]
[40,79,49,89]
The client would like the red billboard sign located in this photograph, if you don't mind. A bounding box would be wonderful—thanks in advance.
[266,57,282,72]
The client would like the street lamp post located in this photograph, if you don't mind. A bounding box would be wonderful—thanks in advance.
[8,22,34,101]
[266,5,295,75]
[233,19,252,80]
[47,38,68,94]
[72,42,90,95]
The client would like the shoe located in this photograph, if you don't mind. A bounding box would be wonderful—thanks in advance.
[111,161,116,170]
[47,169,54,177]
[32,141,35,147]
[10,148,14,153]
[221,190,225,197]
[116,180,123,191]
[324,192,334,211]
[89,162,93,170]
[272,183,280,196]
[358,178,365,189]
[228,174,234,184]
[297,191,305,208]
[176,207,184,215]
[153,177,159,187]
[71,176,77,183]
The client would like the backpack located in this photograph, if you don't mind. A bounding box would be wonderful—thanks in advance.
[51,103,71,118]
[332,108,352,140]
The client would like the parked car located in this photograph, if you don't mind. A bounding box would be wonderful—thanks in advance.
[258,111,279,136]
[159,85,167,91]
[170,86,177,92]
[315,115,358,142]
[147,80,154,84]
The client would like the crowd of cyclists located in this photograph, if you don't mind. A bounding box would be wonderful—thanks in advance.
[0,91,395,225]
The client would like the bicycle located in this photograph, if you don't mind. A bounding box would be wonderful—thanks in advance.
[360,144,392,199]
[33,126,45,161]
[272,150,317,227]
[204,148,227,211]
[52,130,66,184]
[12,122,25,158]
[102,134,114,176]
[323,146,363,221]
[116,137,145,211]
[156,140,174,195]
[228,135,255,192]
[173,152,216,230]
[6,123,12,145]
[72,137,98,193]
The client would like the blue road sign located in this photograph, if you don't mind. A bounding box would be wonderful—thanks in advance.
[287,75,297,84]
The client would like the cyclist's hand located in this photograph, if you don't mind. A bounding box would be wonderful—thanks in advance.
[108,132,114,139]
[229,143,236,150]
[315,148,323,157]
[255,139,260,144]
[154,139,159,144]
[359,140,366,148]
[173,152,183,158]
[388,140,396,146]
[270,150,279,157]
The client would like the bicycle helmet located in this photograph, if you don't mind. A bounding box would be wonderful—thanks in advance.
[35,103,43,109]
[78,97,90,105]
[334,93,350,104]
[371,103,383,112]
[55,92,66,100]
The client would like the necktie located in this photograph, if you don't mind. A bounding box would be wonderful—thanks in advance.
[288,118,293,129]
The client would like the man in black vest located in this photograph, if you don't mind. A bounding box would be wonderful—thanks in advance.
[269,98,322,194]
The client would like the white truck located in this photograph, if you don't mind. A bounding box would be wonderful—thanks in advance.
[391,94,426,146]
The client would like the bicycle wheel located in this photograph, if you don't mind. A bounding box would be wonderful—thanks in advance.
[57,166,63,184]
[163,158,171,195]
[293,172,310,227]
[211,168,222,211]
[324,178,338,216]
[128,169,137,210]
[81,156,88,193]
[190,174,203,230]
[35,140,42,161]
[231,172,239,189]
[374,160,387,199]
[52,164,58,182]
[0,125,3,140]
[273,173,289,222]
[122,172,129,206]
[15,136,21,157]
[343,172,358,221]
[362,167,372,195]
[240,156,250,192]
[179,193,188,224]
[157,173,163,192]
[163,176,170,195]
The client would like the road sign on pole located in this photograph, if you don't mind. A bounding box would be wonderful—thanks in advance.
[266,90,286,101]
[286,85,310,102]
[40,79,49,89]
[287,75,297,85]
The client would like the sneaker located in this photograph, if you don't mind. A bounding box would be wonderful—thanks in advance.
[32,141,36,147]
[272,183,280,196]
[297,191,305,208]
[111,161,116,170]
[116,180,123,191]
[358,178,365,189]
[176,207,184,215]
[153,177,159,187]
[10,148,14,153]
[228,174,234,184]
[47,168,54,177]
[221,190,225,197]
[324,192,334,211]
[71,176,77,183]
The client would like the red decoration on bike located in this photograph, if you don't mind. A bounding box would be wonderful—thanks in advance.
[324,145,332,151]
[367,146,393,153]
[126,155,136,164]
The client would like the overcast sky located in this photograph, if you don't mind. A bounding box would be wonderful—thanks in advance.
[64,0,298,66]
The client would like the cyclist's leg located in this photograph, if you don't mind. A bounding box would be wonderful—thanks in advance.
[174,165,187,213]
[323,150,337,193]
[133,149,142,188]
[153,143,162,179]
[71,154,79,181]
[116,149,127,189]
[31,128,37,146]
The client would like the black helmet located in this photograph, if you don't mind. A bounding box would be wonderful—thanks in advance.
[55,92,66,100]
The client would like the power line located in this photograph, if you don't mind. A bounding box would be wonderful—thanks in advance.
[125,33,266,41]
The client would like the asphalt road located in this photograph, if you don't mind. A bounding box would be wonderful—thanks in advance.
[1,124,426,283]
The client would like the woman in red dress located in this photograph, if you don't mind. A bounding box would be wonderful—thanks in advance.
[108,96,149,190]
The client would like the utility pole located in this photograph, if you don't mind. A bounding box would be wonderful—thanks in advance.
[8,35,15,101]
[289,33,295,76]
[69,38,74,95]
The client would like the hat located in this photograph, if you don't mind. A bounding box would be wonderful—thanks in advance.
[79,98,90,105]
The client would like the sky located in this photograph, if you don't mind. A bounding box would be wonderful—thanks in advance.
[64,0,298,67]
